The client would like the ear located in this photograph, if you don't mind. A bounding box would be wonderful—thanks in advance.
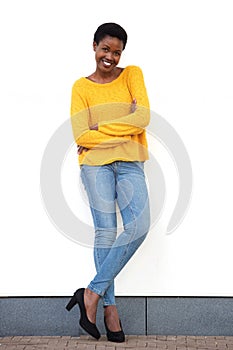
[93,41,97,52]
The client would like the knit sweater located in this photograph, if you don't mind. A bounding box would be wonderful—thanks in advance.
[70,65,150,165]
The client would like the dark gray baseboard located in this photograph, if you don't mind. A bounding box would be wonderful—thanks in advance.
[0,297,233,337]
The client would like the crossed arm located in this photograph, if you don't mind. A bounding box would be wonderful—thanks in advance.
[77,98,138,155]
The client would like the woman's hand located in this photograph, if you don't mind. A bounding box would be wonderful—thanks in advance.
[90,123,98,130]
[130,98,137,113]
[77,123,98,154]
[77,145,89,155]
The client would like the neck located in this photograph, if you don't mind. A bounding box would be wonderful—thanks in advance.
[89,67,122,84]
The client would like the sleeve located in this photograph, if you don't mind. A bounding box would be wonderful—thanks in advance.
[98,66,150,136]
[70,82,131,149]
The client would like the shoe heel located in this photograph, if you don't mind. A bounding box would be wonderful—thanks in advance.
[66,295,77,311]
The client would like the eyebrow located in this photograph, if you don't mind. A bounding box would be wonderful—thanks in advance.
[102,44,122,53]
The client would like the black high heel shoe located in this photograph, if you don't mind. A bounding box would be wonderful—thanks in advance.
[66,288,100,340]
[104,317,125,343]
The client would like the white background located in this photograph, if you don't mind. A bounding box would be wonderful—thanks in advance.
[0,0,233,296]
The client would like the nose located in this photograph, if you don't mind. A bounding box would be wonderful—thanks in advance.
[105,51,113,61]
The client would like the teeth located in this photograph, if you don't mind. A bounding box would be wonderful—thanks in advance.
[103,60,111,66]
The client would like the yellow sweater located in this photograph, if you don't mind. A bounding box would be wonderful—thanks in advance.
[70,65,150,165]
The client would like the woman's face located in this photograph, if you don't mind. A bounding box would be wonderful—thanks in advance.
[93,35,124,73]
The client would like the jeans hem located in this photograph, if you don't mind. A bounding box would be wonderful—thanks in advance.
[88,283,104,297]
[103,302,116,307]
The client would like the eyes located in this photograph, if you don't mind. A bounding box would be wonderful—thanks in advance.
[101,47,121,57]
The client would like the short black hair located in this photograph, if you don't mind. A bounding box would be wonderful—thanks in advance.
[93,23,128,50]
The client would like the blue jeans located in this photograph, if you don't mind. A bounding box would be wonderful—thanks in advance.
[80,161,150,306]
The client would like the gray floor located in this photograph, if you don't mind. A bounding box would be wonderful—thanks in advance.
[1,335,233,350]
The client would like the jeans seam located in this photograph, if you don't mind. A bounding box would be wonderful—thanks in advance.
[117,190,138,269]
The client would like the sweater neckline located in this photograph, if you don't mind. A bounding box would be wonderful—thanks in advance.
[83,66,128,86]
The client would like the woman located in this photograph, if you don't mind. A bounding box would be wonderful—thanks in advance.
[66,23,151,342]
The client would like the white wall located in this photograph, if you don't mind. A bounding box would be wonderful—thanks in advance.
[0,0,233,296]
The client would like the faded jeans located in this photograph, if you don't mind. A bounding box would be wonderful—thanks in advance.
[80,161,150,306]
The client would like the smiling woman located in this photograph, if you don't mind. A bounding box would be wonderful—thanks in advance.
[67,23,151,342]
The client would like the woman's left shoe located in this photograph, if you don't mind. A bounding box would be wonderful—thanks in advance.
[104,317,125,343]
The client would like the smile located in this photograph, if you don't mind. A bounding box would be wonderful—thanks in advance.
[102,59,112,67]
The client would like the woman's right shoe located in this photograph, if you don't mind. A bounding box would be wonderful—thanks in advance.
[104,317,125,343]
[66,288,101,340]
